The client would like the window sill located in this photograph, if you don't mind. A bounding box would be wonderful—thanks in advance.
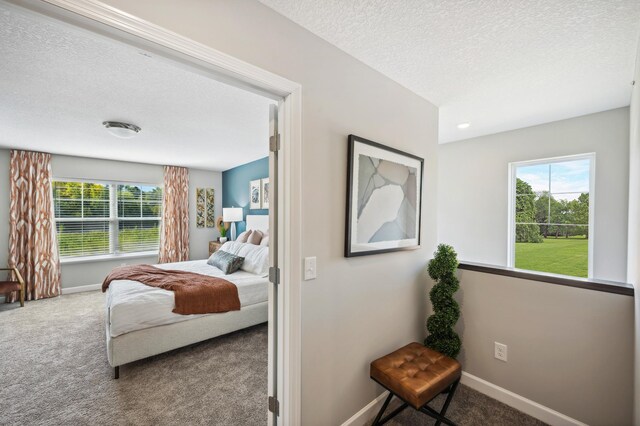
[60,251,159,265]
[457,261,634,296]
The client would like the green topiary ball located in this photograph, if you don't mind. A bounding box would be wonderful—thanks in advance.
[424,332,461,359]
[427,245,458,281]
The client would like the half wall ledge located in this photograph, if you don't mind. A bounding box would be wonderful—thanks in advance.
[458,262,634,297]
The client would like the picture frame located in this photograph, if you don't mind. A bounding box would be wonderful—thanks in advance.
[205,188,215,228]
[249,179,262,210]
[261,178,270,209]
[345,134,424,257]
[196,187,205,228]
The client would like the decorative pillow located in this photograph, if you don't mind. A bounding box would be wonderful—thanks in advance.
[236,230,252,243]
[248,230,263,245]
[207,250,244,275]
[220,241,269,275]
[260,236,269,247]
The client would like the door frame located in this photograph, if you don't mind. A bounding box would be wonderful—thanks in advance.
[7,0,303,424]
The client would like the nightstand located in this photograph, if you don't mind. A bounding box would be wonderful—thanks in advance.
[208,241,223,256]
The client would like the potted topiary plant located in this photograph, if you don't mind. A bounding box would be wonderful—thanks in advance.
[424,244,461,359]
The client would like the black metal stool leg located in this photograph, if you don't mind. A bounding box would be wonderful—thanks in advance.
[434,378,460,426]
[372,393,394,426]
[370,377,460,426]
[422,405,457,426]
[378,401,408,425]
[372,392,410,426]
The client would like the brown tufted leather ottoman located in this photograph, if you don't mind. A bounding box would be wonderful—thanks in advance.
[370,342,462,426]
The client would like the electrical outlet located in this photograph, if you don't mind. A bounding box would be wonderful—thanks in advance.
[494,342,507,362]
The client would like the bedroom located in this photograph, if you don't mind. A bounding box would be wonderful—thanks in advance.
[0,2,278,424]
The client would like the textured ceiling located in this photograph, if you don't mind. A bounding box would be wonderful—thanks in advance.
[259,0,640,143]
[0,5,274,171]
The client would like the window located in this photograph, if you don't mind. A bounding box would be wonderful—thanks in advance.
[509,154,594,278]
[53,180,162,259]
[117,185,163,254]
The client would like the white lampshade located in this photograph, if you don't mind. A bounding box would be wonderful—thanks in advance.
[223,207,243,223]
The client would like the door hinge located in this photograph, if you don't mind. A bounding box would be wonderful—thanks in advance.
[270,134,281,152]
[269,266,280,285]
[268,396,280,416]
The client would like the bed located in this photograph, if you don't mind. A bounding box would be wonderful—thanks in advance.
[104,215,270,378]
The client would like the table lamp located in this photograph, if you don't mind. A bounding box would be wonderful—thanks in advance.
[223,207,243,241]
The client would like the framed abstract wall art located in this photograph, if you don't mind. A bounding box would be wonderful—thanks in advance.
[250,179,261,210]
[261,178,270,209]
[196,187,215,228]
[205,188,215,228]
[196,187,206,228]
[345,134,424,257]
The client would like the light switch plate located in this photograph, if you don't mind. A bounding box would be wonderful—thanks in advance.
[304,257,317,280]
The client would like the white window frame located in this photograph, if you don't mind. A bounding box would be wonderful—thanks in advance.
[53,177,163,263]
[507,153,596,278]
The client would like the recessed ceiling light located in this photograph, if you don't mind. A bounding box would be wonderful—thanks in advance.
[457,122,470,129]
[103,121,141,139]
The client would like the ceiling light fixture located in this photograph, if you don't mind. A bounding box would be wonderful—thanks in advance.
[103,121,141,138]
[457,122,470,129]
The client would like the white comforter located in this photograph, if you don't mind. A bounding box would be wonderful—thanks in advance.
[105,260,268,337]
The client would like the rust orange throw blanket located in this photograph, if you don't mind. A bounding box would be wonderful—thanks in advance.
[102,265,240,315]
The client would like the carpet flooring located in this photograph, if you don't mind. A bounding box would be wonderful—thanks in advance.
[0,291,267,425]
[366,387,547,426]
[1,292,547,426]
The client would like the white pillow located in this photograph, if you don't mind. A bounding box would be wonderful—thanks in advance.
[248,230,263,245]
[236,230,251,243]
[220,241,269,275]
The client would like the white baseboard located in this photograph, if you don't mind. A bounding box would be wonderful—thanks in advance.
[341,371,587,426]
[61,283,101,294]
[0,284,102,303]
[0,283,99,303]
[460,372,587,426]
[341,391,389,426]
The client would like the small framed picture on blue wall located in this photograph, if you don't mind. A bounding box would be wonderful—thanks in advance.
[250,179,261,209]
[261,178,270,209]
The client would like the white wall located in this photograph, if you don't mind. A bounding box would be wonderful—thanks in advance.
[456,269,634,425]
[188,168,222,260]
[91,1,439,424]
[0,150,221,288]
[437,107,634,424]
[627,40,640,426]
[438,108,629,282]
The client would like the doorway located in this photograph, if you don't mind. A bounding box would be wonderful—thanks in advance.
[2,0,302,424]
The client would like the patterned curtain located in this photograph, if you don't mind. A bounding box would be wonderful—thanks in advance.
[7,150,61,302]
[159,166,190,263]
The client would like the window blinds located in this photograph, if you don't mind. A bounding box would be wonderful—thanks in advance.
[52,181,162,258]
[117,185,162,254]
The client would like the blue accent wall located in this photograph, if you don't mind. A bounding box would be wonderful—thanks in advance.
[222,157,269,234]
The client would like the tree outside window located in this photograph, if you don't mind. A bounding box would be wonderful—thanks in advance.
[512,155,592,278]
